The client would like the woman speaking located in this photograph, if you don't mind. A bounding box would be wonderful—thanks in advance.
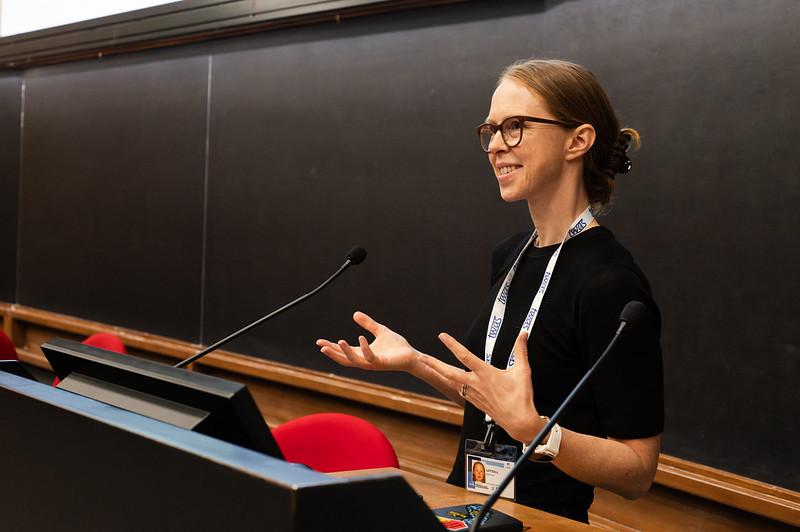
[316,59,664,523]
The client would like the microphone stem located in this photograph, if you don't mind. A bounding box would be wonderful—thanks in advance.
[469,321,629,532]
[175,260,352,368]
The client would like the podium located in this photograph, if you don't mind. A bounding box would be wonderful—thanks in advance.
[1,339,593,531]
[0,369,443,531]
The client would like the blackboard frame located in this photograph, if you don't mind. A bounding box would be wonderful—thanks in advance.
[0,0,471,69]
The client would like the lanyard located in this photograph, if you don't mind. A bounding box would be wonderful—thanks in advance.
[485,206,595,369]
[481,207,594,428]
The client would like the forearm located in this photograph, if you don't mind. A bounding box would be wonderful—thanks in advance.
[409,352,465,405]
[553,429,660,499]
[514,420,659,499]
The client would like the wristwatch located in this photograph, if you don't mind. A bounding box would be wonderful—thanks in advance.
[522,416,562,463]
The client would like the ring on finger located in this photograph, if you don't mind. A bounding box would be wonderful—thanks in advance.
[459,383,468,398]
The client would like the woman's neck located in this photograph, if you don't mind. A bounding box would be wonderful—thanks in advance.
[526,175,595,247]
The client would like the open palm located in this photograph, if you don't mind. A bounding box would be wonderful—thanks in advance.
[316,311,419,373]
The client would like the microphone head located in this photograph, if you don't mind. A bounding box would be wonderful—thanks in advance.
[346,246,367,265]
[620,300,647,327]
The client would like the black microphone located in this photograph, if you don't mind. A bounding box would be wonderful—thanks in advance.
[175,246,367,368]
[346,246,367,265]
[467,300,648,532]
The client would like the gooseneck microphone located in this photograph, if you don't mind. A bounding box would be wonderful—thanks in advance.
[175,246,367,368]
[468,300,648,532]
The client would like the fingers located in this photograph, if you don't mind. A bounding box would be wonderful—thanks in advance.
[437,332,485,373]
[315,338,365,368]
[353,311,384,336]
[316,339,347,360]
[337,340,364,366]
[420,355,468,384]
[358,335,376,362]
[511,332,531,371]
[316,339,339,350]
[317,342,354,367]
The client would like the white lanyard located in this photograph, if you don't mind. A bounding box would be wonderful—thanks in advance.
[485,207,594,370]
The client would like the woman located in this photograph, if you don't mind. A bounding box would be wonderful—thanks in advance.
[472,460,486,484]
[317,59,664,523]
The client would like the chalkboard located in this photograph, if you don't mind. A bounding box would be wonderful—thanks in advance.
[8,0,799,491]
[0,73,21,302]
[16,53,209,340]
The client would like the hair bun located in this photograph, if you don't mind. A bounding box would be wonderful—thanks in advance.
[606,131,633,177]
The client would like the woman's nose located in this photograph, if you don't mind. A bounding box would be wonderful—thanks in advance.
[487,129,507,153]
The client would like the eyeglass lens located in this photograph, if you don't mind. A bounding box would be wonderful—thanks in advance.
[479,117,523,152]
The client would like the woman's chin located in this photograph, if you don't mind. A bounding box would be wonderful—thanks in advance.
[498,186,527,203]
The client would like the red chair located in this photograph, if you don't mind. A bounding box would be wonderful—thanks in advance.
[53,332,127,385]
[0,330,17,361]
[272,413,400,473]
[82,332,127,354]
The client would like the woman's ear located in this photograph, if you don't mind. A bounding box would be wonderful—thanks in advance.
[565,124,596,161]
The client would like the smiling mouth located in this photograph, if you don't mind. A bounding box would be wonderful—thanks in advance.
[497,165,522,176]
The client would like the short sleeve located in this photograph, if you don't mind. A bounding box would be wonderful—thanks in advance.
[576,266,665,439]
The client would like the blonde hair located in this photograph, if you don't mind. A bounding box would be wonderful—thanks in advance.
[501,59,640,208]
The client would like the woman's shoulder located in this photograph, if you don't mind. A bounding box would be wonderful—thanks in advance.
[570,228,660,321]
[570,227,640,272]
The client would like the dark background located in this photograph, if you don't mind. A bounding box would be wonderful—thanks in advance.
[0,0,797,490]
[0,72,20,302]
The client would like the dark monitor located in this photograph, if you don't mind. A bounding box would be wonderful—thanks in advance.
[42,337,283,459]
[0,359,36,381]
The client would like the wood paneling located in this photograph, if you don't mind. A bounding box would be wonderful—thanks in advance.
[2,302,798,529]
[590,485,798,532]
[655,456,800,528]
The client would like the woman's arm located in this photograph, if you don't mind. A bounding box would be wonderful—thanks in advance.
[513,416,661,499]
[423,332,661,500]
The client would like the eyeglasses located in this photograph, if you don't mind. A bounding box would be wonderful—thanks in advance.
[476,115,578,152]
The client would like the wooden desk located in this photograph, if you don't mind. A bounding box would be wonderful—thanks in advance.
[332,468,597,531]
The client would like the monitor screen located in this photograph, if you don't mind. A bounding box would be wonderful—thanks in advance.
[42,337,283,459]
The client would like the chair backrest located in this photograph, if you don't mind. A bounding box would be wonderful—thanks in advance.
[272,413,400,473]
[53,332,127,385]
[82,333,127,354]
[0,330,17,361]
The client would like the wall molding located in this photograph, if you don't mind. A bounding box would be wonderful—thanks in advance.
[0,0,470,70]
[1,301,798,526]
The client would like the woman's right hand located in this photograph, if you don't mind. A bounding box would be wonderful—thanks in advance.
[316,311,420,374]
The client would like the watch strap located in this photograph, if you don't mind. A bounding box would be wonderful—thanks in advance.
[522,416,562,462]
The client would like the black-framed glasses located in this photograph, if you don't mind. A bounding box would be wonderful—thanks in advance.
[476,115,578,152]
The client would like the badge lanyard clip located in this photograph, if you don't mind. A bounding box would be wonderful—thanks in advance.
[482,421,497,452]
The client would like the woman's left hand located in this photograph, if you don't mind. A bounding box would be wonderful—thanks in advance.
[422,332,543,443]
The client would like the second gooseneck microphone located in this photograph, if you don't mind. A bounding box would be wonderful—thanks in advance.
[175,246,367,368]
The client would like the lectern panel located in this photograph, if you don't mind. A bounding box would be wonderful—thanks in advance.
[0,371,442,532]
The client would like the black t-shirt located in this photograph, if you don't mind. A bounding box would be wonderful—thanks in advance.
[446,226,664,523]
